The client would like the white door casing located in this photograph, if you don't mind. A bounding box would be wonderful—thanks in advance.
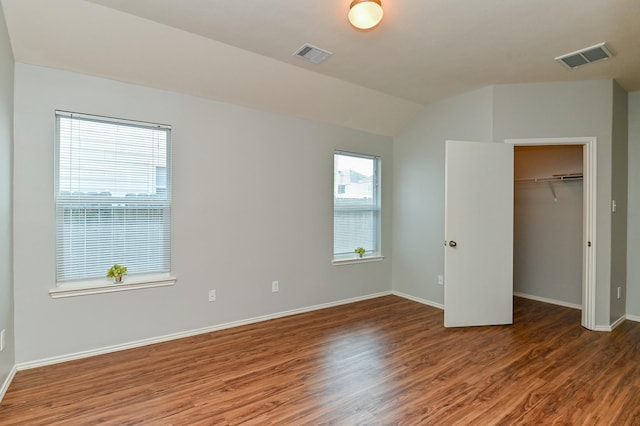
[506,137,597,330]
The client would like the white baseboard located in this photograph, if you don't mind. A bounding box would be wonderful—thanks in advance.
[394,291,583,313]
[392,291,444,310]
[513,292,623,331]
[0,364,17,403]
[610,315,626,330]
[515,293,634,332]
[395,291,630,332]
[626,314,640,323]
[17,291,393,371]
[514,292,582,310]
[588,315,626,332]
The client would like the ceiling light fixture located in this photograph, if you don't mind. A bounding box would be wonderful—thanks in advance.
[348,0,384,30]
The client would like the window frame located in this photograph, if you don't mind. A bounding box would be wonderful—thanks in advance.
[332,150,384,265]
[51,111,176,297]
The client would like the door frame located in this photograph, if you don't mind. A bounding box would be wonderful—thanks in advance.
[505,137,597,330]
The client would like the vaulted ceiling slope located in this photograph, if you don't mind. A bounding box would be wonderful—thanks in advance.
[2,0,639,136]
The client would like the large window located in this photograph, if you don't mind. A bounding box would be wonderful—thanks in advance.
[55,111,171,283]
[333,151,381,258]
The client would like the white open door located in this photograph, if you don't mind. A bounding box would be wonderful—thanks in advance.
[444,140,514,327]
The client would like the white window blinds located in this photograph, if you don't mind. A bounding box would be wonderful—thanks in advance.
[333,151,381,257]
[55,111,172,283]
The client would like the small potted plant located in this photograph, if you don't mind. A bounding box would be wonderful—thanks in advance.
[355,247,366,258]
[107,264,128,283]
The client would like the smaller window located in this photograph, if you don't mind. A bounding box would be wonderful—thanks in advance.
[333,151,381,259]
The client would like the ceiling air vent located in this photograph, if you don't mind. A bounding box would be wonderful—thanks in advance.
[293,43,333,64]
[555,42,614,69]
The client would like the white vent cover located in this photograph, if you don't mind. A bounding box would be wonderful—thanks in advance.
[555,42,614,69]
[293,43,333,64]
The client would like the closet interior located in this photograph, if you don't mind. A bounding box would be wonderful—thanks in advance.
[513,145,584,308]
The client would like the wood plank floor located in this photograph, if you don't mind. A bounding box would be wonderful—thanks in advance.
[2,295,640,425]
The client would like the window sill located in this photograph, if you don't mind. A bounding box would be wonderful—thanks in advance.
[49,274,176,299]
[332,255,385,266]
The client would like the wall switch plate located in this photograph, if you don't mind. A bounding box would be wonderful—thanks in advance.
[617,287,621,299]
[208,289,216,302]
[272,281,279,293]
[438,275,444,285]
[612,200,617,212]
[0,329,5,352]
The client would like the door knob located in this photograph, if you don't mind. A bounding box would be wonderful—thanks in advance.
[449,240,457,247]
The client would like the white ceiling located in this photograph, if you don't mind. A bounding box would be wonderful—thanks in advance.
[2,0,639,136]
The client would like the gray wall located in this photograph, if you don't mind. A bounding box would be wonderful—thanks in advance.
[513,146,583,305]
[627,91,640,319]
[391,87,493,303]
[12,63,393,363]
[393,80,622,327]
[610,82,628,323]
[0,4,14,391]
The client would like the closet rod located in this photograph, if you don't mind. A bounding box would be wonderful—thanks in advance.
[514,174,583,183]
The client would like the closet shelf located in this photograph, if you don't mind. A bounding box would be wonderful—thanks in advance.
[515,173,582,202]
[514,173,583,183]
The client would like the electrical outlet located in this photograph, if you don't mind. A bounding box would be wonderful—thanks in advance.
[438,275,444,285]
[0,329,5,352]
[208,289,216,302]
[272,281,279,293]
[617,287,621,299]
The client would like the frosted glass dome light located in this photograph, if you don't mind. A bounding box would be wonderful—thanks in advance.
[348,0,384,30]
